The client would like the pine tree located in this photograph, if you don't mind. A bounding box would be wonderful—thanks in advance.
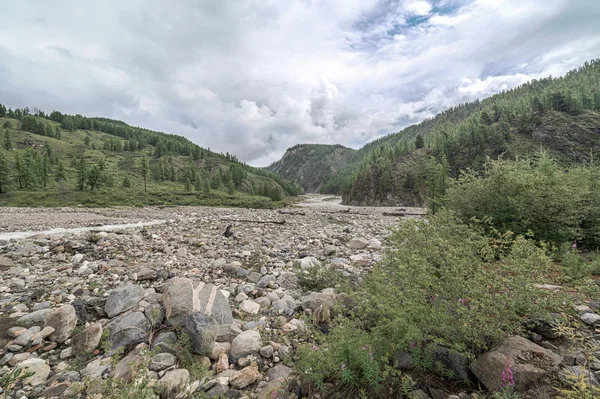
[415,134,425,149]
[54,160,66,182]
[0,150,8,193]
[194,177,202,192]
[202,178,211,195]
[75,157,87,190]
[40,155,49,188]
[4,129,10,151]
[184,178,192,192]
[227,173,235,195]
[141,156,149,192]
[122,175,132,188]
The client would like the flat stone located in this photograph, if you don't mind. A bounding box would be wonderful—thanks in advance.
[581,313,600,326]
[112,354,144,382]
[149,353,177,372]
[17,308,52,326]
[240,300,260,314]
[267,364,292,381]
[347,237,369,249]
[108,311,151,354]
[20,358,51,386]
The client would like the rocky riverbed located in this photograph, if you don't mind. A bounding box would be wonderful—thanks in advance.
[0,196,598,399]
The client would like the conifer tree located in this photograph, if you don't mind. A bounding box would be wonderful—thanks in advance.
[0,150,8,193]
[122,175,132,188]
[141,156,149,192]
[54,160,66,182]
[4,129,10,151]
[184,178,192,192]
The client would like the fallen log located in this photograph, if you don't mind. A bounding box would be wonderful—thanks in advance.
[221,218,286,225]
[277,210,306,216]
[382,212,424,217]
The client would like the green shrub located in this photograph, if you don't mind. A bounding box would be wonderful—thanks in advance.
[361,211,558,357]
[445,153,600,248]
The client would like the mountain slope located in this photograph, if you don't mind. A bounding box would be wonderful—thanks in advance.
[266,144,357,193]
[0,107,302,207]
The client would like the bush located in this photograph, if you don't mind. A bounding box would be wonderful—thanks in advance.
[445,153,600,248]
[361,212,559,357]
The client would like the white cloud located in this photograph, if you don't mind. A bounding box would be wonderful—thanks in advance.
[0,0,599,166]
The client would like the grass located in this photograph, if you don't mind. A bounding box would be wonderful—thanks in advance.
[0,187,288,208]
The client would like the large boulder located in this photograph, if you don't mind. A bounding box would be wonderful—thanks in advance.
[108,311,151,354]
[184,312,219,355]
[72,322,103,356]
[44,305,77,343]
[197,283,234,325]
[470,336,562,392]
[104,284,144,318]
[434,346,472,380]
[162,279,233,326]
[162,278,198,326]
[231,330,262,358]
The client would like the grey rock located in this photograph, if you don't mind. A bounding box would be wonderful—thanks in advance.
[80,358,112,379]
[162,277,197,326]
[44,305,77,343]
[71,299,89,325]
[137,267,157,281]
[152,331,178,355]
[267,364,292,381]
[257,275,276,288]
[112,354,144,382]
[158,368,189,399]
[247,272,261,283]
[434,346,472,380]
[231,330,261,358]
[20,358,51,386]
[205,383,229,397]
[17,308,52,326]
[109,311,151,354]
[185,312,219,355]
[104,284,145,318]
[217,324,243,343]
[197,283,234,325]
[347,237,369,249]
[260,345,274,358]
[559,366,599,387]
[581,313,600,326]
[149,353,177,372]
[145,302,165,327]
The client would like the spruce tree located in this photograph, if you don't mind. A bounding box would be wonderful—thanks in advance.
[141,156,149,192]
[202,178,211,195]
[0,150,8,193]
[415,134,425,149]
[4,129,10,151]
[54,160,66,182]
[122,175,132,188]
[184,178,192,192]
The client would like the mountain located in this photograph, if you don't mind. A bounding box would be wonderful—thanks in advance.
[0,106,303,207]
[266,144,357,193]
[269,59,600,206]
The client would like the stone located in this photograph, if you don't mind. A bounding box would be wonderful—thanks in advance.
[152,331,178,355]
[470,336,562,392]
[72,253,84,264]
[257,275,276,288]
[347,237,369,249]
[217,353,229,373]
[208,342,231,361]
[260,345,274,358]
[7,326,27,338]
[17,308,52,326]
[145,302,165,326]
[20,358,51,386]
[14,326,40,346]
[104,284,145,318]
[240,300,260,314]
[258,378,287,399]
[80,357,112,379]
[230,363,261,389]
[217,324,243,343]
[8,352,30,366]
[434,346,472,380]
[0,255,13,268]
[112,354,144,382]
[44,304,77,342]
[71,299,89,324]
[197,283,234,325]
[72,322,103,355]
[162,277,197,326]
[109,311,151,354]
[581,313,600,326]
[150,353,177,372]
[185,312,219,355]
[267,364,292,381]
[137,267,157,281]
[231,330,262,358]
[158,369,189,399]
[205,383,229,397]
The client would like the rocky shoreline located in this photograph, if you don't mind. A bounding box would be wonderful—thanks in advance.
[0,197,599,398]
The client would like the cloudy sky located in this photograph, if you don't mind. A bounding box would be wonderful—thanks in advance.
[1,0,599,166]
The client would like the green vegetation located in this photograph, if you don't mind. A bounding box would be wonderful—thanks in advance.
[0,105,302,207]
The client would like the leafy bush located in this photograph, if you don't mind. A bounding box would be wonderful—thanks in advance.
[362,212,558,357]
[445,153,592,247]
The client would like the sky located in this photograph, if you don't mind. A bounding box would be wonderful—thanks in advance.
[0,0,599,166]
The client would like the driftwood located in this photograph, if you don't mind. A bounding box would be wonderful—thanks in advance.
[382,212,424,217]
[277,210,306,216]
[221,218,286,225]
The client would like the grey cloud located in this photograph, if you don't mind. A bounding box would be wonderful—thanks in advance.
[0,0,599,166]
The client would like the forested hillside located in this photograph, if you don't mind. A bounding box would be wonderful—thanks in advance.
[266,144,357,193]
[343,59,600,206]
[269,60,600,206]
[0,106,302,207]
